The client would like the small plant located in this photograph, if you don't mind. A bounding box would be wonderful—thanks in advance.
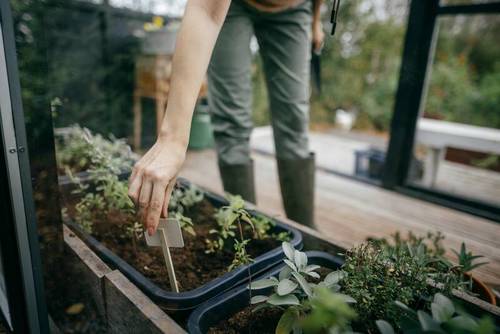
[124,222,144,254]
[250,242,356,334]
[453,242,489,273]
[206,195,254,253]
[228,239,253,271]
[168,184,204,215]
[250,215,292,242]
[376,293,495,334]
[173,211,196,236]
[340,242,434,332]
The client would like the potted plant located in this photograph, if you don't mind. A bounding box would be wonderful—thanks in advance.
[187,243,346,334]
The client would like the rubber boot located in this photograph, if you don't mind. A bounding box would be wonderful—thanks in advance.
[277,153,315,228]
[218,160,256,204]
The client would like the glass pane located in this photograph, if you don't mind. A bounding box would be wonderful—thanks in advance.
[410,14,500,206]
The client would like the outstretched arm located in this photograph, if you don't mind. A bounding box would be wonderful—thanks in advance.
[128,0,231,235]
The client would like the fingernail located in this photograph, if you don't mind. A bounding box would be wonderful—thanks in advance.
[148,227,154,236]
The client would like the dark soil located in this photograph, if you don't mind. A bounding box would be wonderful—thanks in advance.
[65,198,281,292]
[208,305,284,334]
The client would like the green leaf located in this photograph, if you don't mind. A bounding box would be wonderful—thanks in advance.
[249,278,279,290]
[376,320,395,334]
[294,250,308,270]
[279,266,293,280]
[305,271,320,279]
[277,279,298,296]
[267,293,300,306]
[304,264,321,273]
[276,307,300,334]
[432,293,455,322]
[446,316,478,331]
[283,242,295,261]
[291,272,312,297]
[284,259,298,272]
[250,295,269,304]
[418,311,442,332]
[324,271,343,286]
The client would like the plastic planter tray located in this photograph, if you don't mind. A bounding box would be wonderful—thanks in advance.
[187,251,343,334]
[65,177,303,311]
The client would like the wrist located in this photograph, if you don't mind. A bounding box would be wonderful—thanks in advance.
[157,130,189,150]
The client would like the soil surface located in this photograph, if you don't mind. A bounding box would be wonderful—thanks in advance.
[64,197,281,292]
[208,305,283,334]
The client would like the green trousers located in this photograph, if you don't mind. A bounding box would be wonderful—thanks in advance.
[208,0,312,165]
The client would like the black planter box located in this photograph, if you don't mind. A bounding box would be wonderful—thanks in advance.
[187,251,342,334]
[64,177,303,311]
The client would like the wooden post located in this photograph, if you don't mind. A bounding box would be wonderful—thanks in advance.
[159,228,179,293]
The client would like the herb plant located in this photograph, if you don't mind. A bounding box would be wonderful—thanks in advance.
[376,293,495,334]
[250,242,357,334]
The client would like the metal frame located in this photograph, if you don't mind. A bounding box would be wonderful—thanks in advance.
[0,1,50,332]
[382,0,500,223]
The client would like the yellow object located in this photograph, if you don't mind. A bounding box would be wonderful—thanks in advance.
[144,16,164,31]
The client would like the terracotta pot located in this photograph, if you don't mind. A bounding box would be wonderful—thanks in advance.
[464,272,496,305]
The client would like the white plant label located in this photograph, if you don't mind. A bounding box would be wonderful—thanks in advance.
[144,218,184,247]
[144,218,183,292]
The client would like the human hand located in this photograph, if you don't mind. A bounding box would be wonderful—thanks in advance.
[312,20,325,53]
[128,137,186,236]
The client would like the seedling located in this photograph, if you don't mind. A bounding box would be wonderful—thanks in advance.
[144,218,184,292]
[453,242,489,273]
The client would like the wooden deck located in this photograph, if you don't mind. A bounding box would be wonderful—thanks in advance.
[179,149,500,290]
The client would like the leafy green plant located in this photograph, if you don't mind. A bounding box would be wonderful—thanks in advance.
[340,242,435,332]
[55,125,135,174]
[376,293,495,334]
[250,242,356,334]
[453,242,489,274]
[228,239,254,271]
[205,195,254,253]
[250,215,292,242]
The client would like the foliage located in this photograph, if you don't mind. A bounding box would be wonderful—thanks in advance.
[452,242,489,274]
[376,293,495,334]
[250,215,291,242]
[340,242,440,332]
[55,125,135,174]
[228,239,254,272]
[205,195,254,254]
[250,242,357,334]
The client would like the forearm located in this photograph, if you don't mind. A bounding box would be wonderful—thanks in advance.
[312,0,322,24]
[158,0,231,147]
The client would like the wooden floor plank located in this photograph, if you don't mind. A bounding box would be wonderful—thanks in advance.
[179,149,500,287]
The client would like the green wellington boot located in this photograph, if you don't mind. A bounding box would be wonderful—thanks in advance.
[218,160,256,204]
[277,153,315,228]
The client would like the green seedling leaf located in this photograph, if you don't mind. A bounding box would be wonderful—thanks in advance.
[376,320,395,334]
[276,307,300,334]
[249,278,278,290]
[294,250,307,270]
[250,295,269,304]
[291,271,312,297]
[283,242,295,261]
[268,293,300,306]
[277,279,298,296]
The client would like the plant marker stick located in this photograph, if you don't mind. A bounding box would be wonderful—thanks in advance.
[159,228,180,293]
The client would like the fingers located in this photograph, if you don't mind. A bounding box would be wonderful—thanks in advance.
[128,170,143,205]
[146,182,166,236]
[138,178,153,228]
[162,177,177,218]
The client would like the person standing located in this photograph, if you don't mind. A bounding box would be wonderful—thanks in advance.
[128,0,324,237]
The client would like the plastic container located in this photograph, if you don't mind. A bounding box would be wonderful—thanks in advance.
[188,100,214,150]
[65,177,303,311]
[187,251,343,334]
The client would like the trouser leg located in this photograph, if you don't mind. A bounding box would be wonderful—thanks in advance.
[255,1,315,226]
[208,2,256,202]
